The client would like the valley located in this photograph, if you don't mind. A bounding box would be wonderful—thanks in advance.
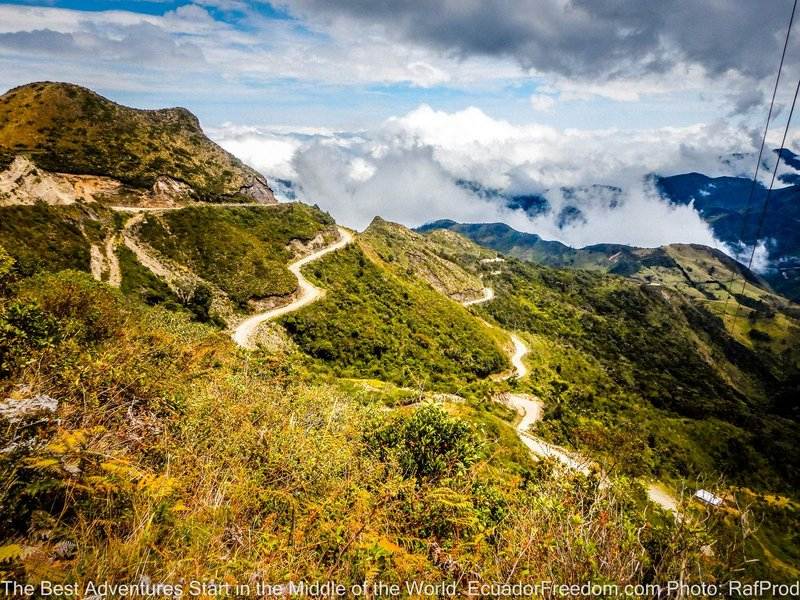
[1,82,798,587]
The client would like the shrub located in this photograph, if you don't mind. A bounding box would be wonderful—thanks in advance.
[367,404,483,482]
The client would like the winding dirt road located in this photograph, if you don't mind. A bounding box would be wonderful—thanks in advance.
[462,287,529,381]
[503,393,593,475]
[461,286,678,512]
[463,286,495,306]
[232,227,353,349]
[509,334,529,379]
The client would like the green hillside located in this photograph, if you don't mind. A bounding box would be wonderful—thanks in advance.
[133,203,336,307]
[281,243,508,388]
[420,220,800,359]
[0,203,104,276]
[1,260,747,587]
[360,217,485,301]
[462,256,800,491]
[0,82,274,201]
[0,202,339,323]
[1,214,798,579]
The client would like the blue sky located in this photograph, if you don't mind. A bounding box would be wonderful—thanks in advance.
[0,0,760,130]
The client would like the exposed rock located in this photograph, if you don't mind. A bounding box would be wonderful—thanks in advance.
[105,234,122,287]
[89,244,104,280]
[238,176,276,204]
[0,386,58,423]
[287,231,333,258]
[0,155,122,206]
[151,176,194,203]
[0,154,276,207]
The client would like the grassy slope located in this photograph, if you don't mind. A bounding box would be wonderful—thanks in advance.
[419,221,794,311]
[281,243,508,389]
[359,217,484,300]
[471,258,799,491]
[0,203,105,276]
[117,245,184,311]
[0,208,796,577]
[1,263,753,585]
[0,82,269,199]
[134,203,336,306]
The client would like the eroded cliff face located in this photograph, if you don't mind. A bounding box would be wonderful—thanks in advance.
[0,156,122,206]
[0,156,276,207]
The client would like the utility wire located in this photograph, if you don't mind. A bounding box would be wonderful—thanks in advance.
[721,0,797,318]
[731,75,800,323]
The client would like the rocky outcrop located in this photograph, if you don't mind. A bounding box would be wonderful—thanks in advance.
[0,156,275,207]
[0,386,58,423]
[151,176,195,203]
[238,176,276,204]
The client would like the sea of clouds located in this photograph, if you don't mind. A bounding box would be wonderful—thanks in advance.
[212,105,792,268]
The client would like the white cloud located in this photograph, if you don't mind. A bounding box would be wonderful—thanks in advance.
[348,157,376,182]
[212,104,756,251]
[213,128,302,180]
[530,94,555,112]
[0,2,524,91]
[728,239,773,273]
[520,186,722,249]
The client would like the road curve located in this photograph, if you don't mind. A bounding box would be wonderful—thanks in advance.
[460,286,528,381]
[463,286,495,306]
[509,334,529,379]
[503,393,593,475]
[232,227,353,349]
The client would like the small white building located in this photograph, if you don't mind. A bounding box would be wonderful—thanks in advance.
[693,489,724,507]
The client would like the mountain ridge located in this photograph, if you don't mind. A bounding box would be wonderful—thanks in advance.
[417,219,774,292]
[0,81,275,203]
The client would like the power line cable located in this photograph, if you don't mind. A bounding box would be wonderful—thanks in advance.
[731,75,800,324]
[721,0,797,317]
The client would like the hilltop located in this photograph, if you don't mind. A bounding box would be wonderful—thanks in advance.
[0,82,274,203]
[360,217,486,302]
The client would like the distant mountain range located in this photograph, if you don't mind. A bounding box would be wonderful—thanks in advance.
[442,151,800,301]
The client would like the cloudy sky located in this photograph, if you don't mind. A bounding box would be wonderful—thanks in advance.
[2,0,800,252]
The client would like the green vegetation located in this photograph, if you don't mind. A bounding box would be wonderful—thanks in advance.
[0,82,272,200]
[0,262,758,585]
[135,203,336,306]
[282,244,508,388]
[0,203,102,276]
[117,245,181,310]
[360,218,484,300]
[472,259,799,493]
[1,82,797,581]
[420,221,795,318]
